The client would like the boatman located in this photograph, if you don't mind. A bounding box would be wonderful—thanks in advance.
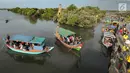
[6,34,10,45]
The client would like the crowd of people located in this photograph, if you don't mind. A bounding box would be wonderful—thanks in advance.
[103,22,119,36]
[5,35,48,51]
[118,24,129,41]
[6,36,34,51]
[61,35,82,45]
[107,23,130,72]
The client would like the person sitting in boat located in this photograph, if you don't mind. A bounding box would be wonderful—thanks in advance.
[45,47,49,52]
[67,37,70,44]
[42,44,49,52]
[108,39,113,46]
[19,43,23,50]
[69,35,74,44]
[24,42,29,51]
[79,36,82,40]
[30,43,34,49]
[13,44,16,48]
[62,37,65,42]
[6,34,10,45]
[104,28,109,32]
[43,44,46,49]
[15,40,20,48]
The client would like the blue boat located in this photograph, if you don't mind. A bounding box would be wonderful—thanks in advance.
[3,34,54,54]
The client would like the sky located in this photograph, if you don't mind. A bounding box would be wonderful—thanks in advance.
[0,0,130,10]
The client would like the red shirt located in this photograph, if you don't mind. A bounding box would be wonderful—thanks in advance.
[119,29,123,34]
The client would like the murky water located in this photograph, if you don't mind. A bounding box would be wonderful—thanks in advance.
[0,10,108,73]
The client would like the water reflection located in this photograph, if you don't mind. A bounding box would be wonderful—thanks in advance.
[6,49,50,65]
[24,16,37,24]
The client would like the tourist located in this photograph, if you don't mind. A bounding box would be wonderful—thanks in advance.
[71,36,74,43]
[13,44,16,48]
[31,43,34,49]
[69,36,73,43]
[105,28,108,32]
[126,55,130,69]
[62,37,65,42]
[69,35,75,44]
[75,37,80,44]
[25,42,29,51]
[79,36,82,41]
[119,27,123,35]
[122,45,129,56]
[74,41,77,45]
[67,37,70,44]
[15,40,20,47]
[19,43,23,50]
[43,44,46,49]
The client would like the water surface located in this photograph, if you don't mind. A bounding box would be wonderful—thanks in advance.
[0,10,108,73]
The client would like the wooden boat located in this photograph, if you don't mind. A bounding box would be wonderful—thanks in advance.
[102,32,116,48]
[55,26,83,51]
[3,35,54,54]
[102,20,119,33]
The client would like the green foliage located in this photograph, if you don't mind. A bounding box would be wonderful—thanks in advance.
[57,5,106,28]
[67,4,77,11]
[41,8,55,20]
[66,14,78,26]
[9,7,58,19]
[9,5,106,28]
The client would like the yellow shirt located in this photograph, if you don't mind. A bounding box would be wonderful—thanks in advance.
[122,46,129,51]
[123,35,128,40]
[126,56,130,63]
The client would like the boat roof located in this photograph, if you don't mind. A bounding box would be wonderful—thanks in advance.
[58,28,76,37]
[103,32,115,38]
[29,37,45,45]
[10,35,33,42]
[10,35,45,45]
[112,21,119,24]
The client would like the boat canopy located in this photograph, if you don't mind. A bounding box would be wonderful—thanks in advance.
[103,32,115,38]
[29,37,45,45]
[10,35,33,42]
[112,21,119,24]
[58,28,76,37]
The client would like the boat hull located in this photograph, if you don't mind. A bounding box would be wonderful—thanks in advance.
[6,44,54,55]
